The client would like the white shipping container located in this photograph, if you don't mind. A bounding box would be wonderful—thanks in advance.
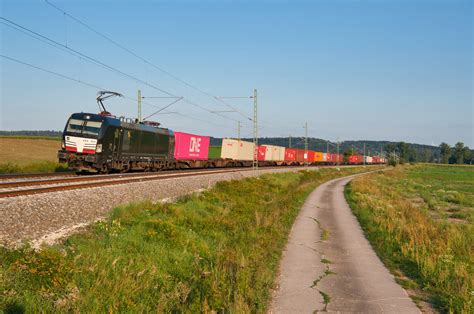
[322,153,328,162]
[262,145,286,161]
[364,156,373,164]
[221,138,254,161]
[276,146,285,161]
[263,145,274,161]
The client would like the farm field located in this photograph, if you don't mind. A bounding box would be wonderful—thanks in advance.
[345,164,473,313]
[0,136,66,173]
[0,166,380,312]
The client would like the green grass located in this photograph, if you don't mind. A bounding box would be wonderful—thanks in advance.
[345,164,473,313]
[0,161,68,174]
[0,166,376,312]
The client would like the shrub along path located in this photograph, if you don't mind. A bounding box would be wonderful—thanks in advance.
[270,172,419,313]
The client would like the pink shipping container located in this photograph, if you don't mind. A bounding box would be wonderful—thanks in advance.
[174,131,210,160]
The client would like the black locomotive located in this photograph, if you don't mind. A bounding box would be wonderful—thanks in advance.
[58,112,175,173]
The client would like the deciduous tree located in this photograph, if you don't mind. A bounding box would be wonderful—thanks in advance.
[439,142,451,164]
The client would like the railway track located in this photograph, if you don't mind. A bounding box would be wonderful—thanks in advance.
[0,167,284,198]
[0,165,365,199]
[0,171,75,181]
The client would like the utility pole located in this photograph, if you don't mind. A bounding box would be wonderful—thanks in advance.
[137,89,142,122]
[304,122,308,166]
[237,121,241,141]
[326,140,329,154]
[363,142,366,166]
[289,135,292,148]
[336,138,340,166]
[252,89,258,170]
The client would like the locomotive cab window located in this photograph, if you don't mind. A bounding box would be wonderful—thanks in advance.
[66,119,103,137]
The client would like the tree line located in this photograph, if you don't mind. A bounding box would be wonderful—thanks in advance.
[384,141,473,165]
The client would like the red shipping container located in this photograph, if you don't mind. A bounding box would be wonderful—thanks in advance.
[284,148,297,161]
[349,155,362,164]
[306,150,315,162]
[174,131,210,160]
[295,149,305,162]
[327,153,333,162]
[257,146,266,161]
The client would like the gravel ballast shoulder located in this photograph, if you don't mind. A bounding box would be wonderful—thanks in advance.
[0,167,314,248]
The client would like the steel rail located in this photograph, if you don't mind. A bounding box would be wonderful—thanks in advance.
[0,168,258,198]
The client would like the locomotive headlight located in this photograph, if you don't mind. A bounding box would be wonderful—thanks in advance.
[96,144,102,153]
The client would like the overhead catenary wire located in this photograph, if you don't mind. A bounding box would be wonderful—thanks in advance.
[0,54,226,129]
[44,0,254,122]
[0,17,242,124]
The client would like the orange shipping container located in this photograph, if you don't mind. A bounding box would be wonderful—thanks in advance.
[314,152,324,162]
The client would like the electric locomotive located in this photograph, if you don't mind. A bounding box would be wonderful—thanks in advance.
[58,112,175,173]
[58,91,175,173]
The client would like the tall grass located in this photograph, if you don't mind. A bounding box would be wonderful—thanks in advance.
[345,165,473,313]
[0,167,376,312]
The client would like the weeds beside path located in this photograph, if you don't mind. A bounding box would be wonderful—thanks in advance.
[345,164,473,313]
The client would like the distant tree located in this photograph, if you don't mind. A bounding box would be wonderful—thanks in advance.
[454,142,466,164]
[439,142,451,164]
[385,143,397,154]
[421,148,432,163]
[396,142,410,164]
[343,148,356,163]
[463,147,473,164]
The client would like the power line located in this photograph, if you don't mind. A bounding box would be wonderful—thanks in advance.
[0,17,175,97]
[1,54,104,90]
[1,54,235,131]
[0,17,242,124]
[44,0,253,122]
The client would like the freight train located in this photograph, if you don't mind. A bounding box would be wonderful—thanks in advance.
[58,112,385,173]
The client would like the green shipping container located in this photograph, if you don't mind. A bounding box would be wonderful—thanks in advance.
[208,146,222,159]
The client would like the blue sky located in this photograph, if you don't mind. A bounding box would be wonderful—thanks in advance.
[1,0,472,146]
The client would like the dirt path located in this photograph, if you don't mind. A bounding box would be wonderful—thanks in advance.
[269,174,419,313]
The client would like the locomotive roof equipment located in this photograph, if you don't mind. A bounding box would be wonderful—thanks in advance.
[96,91,123,116]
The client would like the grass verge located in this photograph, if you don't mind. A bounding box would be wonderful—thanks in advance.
[0,161,68,174]
[0,166,376,312]
[345,164,473,313]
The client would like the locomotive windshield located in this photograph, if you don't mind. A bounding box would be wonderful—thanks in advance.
[66,119,102,137]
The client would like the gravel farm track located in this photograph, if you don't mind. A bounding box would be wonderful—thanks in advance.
[1,165,365,248]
